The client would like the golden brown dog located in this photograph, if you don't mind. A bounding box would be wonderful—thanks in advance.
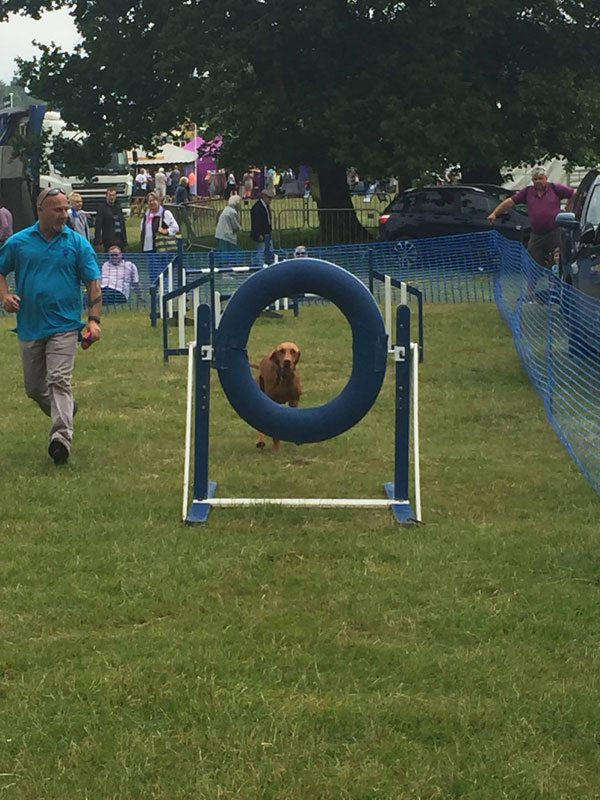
[254,341,302,451]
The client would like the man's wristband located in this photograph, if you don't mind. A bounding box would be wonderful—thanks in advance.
[88,315,101,325]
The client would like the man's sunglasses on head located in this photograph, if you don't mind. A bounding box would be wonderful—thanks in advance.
[39,188,67,207]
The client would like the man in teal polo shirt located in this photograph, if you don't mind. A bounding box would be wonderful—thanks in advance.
[0,188,102,465]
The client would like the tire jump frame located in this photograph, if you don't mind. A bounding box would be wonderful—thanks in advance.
[158,251,304,361]
[183,257,423,525]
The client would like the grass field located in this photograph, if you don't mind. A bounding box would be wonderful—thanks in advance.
[1,301,599,799]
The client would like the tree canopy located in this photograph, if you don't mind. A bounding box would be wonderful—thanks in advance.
[3,0,600,193]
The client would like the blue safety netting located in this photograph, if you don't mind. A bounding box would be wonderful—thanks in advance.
[160,233,498,303]
[494,233,600,495]
[0,234,497,316]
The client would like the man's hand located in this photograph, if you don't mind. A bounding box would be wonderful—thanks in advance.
[1,293,20,313]
[487,212,496,224]
[82,319,101,343]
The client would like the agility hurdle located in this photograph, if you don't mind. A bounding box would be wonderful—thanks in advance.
[370,266,424,360]
[182,258,423,525]
[161,256,303,361]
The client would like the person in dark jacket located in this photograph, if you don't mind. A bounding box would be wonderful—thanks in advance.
[93,188,128,252]
[174,176,191,205]
[250,187,275,264]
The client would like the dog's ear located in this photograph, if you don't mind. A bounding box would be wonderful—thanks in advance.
[269,350,279,363]
[294,349,301,364]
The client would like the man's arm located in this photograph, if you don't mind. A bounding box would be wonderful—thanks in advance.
[556,184,576,212]
[93,207,104,247]
[83,279,102,342]
[488,197,516,223]
[0,273,20,313]
[161,210,179,236]
[130,263,143,299]
[121,209,128,247]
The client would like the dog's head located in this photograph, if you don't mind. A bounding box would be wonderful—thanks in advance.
[270,341,301,377]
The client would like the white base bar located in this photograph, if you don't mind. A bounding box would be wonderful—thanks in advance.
[201,498,408,508]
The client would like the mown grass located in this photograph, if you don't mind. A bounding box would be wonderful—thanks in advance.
[1,302,599,799]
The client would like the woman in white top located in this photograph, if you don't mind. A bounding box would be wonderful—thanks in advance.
[67,192,91,240]
[135,168,149,195]
[215,194,242,251]
[140,192,179,253]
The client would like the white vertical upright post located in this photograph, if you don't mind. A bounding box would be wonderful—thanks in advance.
[158,273,164,319]
[411,342,421,522]
[384,274,392,351]
[214,291,222,328]
[167,262,174,319]
[400,281,407,307]
[178,293,186,348]
[182,342,196,521]
[193,288,200,340]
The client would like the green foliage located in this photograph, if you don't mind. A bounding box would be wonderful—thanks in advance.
[3,1,600,180]
[0,303,599,797]
[8,128,50,175]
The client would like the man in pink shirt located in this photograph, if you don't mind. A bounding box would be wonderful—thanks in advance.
[0,202,13,246]
[488,167,574,266]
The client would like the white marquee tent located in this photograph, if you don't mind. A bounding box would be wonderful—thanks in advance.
[502,158,589,191]
[128,143,196,165]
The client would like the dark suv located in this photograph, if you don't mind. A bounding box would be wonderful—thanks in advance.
[556,169,600,299]
[378,185,529,242]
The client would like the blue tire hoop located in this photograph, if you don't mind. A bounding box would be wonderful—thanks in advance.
[214,258,388,444]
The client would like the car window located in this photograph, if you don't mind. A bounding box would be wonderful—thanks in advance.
[390,193,419,213]
[576,172,600,219]
[584,185,600,227]
[459,189,492,216]
[417,190,460,215]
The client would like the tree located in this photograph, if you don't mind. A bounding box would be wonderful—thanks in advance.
[3,0,600,219]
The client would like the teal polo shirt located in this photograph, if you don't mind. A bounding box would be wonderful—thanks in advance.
[0,222,101,341]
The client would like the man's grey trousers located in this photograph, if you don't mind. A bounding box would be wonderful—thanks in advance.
[19,330,78,451]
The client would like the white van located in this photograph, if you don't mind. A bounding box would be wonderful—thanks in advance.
[39,111,133,219]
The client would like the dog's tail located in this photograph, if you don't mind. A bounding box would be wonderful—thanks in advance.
[249,362,260,370]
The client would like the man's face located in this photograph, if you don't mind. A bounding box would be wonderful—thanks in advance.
[38,193,69,234]
[533,174,548,192]
[106,190,117,206]
[108,248,122,263]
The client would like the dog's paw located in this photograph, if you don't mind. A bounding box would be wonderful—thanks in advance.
[256,441,266,450]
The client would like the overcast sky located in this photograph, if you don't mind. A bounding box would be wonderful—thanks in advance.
[0,9,80,84]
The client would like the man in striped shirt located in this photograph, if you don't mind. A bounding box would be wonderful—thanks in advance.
[100,245,142,304]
